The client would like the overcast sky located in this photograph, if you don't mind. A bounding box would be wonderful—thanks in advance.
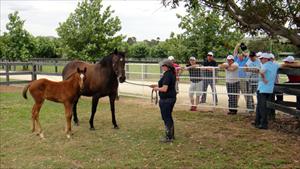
[0,0,187,41]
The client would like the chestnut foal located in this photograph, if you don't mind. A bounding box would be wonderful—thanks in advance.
[23,67,87,139]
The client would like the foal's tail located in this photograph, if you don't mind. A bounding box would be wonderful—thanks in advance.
[22,84,30,99]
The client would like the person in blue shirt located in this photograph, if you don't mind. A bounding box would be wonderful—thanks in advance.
[233,43,253,113]
[150,59,177,142]
[254,53,280,129]
[244,51,261,113]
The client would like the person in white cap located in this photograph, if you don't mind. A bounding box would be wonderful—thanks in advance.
[168,56,181,93]
[282,56,300,83]
[201,51,218,104]
[254,53,280,129]
[219,55,239,115]
[183,56,203,111]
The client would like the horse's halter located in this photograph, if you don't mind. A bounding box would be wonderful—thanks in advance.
[112,55,126,83]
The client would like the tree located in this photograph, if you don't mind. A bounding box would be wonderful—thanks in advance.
[56,0,124,61]
[163,0,300,49]
[149,43,169,58]
[2,11,34,61]
[128,43,150,58]
[177,7,244,59]
[163,34,190,62]
[33,36,59,58]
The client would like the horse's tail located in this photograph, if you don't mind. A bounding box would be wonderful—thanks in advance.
[22,84,30,99]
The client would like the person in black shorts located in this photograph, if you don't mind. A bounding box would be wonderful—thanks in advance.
[150,59,177,143]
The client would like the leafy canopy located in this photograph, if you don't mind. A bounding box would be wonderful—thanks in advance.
[56,0,124,61]
[2,11,34,61]
[163,0,300,49]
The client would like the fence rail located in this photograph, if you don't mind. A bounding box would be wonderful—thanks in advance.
[0,60,299,118]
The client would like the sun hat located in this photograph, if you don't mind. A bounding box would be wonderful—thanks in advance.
[282,56,295,63]
[160,59,173,68]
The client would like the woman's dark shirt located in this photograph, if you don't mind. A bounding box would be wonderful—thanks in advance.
[158,70,176,99]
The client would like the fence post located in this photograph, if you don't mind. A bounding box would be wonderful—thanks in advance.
[5,62,9,86]
[126,64,129,80]
[55,60,58,73]
[32,63,37,81]
[144,64,148,79]
[212,67,216,107]
[141,64,144,81]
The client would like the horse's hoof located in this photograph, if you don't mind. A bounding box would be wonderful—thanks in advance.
[39,133,45,139]
[113,126,119,129]
[74,122,79,126]
[66,134,71,139]
[90,127,95,131]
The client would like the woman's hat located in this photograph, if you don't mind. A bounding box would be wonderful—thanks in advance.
[160,59,173,68]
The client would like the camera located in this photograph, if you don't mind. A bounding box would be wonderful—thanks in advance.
[240,43,247,51]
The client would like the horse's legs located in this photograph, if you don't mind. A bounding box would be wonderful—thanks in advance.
[89,96,99,130]
[64,102,72,138]
[72,96,80,126]
[109,94,119,129]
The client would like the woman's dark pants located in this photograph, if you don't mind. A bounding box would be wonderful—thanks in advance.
[159,98,176,139]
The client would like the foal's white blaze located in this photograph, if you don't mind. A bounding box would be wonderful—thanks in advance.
[80,73,84,79]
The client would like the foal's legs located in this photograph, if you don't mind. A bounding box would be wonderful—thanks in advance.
[64,102,73,138]
[89,96,99,130]
[109,94,118,129]
[31,101,44,138]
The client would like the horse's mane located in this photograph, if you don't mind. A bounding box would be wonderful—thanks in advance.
[97,51,125,67]
[98,54,113,67]
[64,71,78,80]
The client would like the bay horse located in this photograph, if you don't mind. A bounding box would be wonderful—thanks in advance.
[22,67,87,138]
[62,49,126,130]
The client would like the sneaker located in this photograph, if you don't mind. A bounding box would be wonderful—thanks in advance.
[190,106,197,111]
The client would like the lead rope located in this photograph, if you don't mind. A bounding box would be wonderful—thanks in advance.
[124,81,158,105]
[151,89,158,105]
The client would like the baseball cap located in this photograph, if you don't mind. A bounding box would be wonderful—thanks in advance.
[256,52,262,57]
[260,53,271,59]
[189,56,196,60]
[282,56,295,63]
[226,55,234,60]
[168,56,175,61]
[207,52,214,56]
[269,53,275,59]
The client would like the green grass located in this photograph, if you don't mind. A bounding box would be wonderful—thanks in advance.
[1,90,300,168]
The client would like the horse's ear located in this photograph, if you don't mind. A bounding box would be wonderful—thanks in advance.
[83,67,87,73]
[114,48,118,54]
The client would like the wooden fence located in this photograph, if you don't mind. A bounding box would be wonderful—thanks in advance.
[267,68,300,118]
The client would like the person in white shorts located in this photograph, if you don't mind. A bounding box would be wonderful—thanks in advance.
[183,56,203,111]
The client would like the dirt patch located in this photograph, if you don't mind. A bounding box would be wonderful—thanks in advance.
[0,85,24,93]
